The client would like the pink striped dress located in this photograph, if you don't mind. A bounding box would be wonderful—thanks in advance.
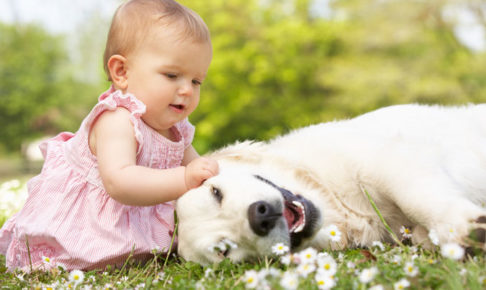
[0,87,194,271]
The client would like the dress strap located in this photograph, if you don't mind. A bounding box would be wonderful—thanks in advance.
[84,88,147,154]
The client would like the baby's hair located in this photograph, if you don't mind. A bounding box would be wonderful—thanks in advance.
[103,0,211,81]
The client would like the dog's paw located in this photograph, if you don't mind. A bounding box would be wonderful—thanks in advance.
[465,216,486,256]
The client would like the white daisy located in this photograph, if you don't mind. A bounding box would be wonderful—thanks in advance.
[281,253,294,265]
[372,241,385,251]
[243,270,259,289]
[394,278,410,289]
[479,276,486,286]
[315,272,336,289]
[403,262,418,277]
[358,267,378,284]
[42,256,53,267]
[317,255,337,276]
[272,242,290,255]
[69,270,85,285]
[441,243,465,260]
[369,285,384,290]
[346,261,356,270]
[296,263,316,278]
[298,247,317,264]
[391,255,402,265]
[428,229,440,246]
[400,226,412,239]
[324,224,342,242]
[280,271,299,290]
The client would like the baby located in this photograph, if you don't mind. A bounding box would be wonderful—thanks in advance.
[0,0,218,271]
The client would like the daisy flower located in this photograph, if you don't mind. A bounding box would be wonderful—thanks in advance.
[441,243,465,260]
[343,261,354,270]
[280,271,299,290]
[42,256,53,267]
[391,255,402,265]
[447,227,457,238]
[315,272,336,290]
[393,278,410,290]
[358,267,378,284]
[298,247,317,265]
[479,276,486,286]
[324,224,342,242]
[69,270,85,285]
[243,270,259,289]
[372,241,385,251]
[403,262,418,277]
[297,263,316,278]
[400,226,412,239]
[258,268,280,279]
[281,253,296,265]
[369,285,384,290]
[209,238,238,255]
[272,242,289,255]
[317,255,337,276]
[428,229,440,246]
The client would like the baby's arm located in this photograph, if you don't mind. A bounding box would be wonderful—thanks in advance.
[91,108,215,206]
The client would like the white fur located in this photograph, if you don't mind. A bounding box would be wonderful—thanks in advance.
[176,104,486,264]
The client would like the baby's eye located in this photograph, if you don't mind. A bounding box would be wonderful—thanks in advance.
[192,79,202,86]
[165,73,178,79]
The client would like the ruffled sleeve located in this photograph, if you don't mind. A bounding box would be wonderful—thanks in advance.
[85,88,147,154]
[176,118,195,149]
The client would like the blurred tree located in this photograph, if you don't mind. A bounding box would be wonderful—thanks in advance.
[181,0,486,153]
[0,23,102,153]
[1,0,485,156]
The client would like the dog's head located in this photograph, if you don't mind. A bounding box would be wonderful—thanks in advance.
[176,169,321,264]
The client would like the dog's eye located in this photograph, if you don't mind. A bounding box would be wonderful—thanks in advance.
[211,186,223,203]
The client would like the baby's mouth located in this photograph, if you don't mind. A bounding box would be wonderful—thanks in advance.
[170,104,185,111]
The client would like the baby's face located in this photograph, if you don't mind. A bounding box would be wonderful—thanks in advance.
[124,26,212,137]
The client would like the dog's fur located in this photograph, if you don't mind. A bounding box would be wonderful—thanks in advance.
[176,104,486,264]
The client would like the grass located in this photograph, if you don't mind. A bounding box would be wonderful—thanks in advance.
[1,179,486,289]
[0,245,485,289]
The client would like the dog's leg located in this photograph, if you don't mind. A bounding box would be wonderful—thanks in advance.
[386,181,486,248]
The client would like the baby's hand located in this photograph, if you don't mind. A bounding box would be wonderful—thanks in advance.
[184,157,219,190]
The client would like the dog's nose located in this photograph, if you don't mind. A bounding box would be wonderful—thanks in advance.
[248,201,281,236]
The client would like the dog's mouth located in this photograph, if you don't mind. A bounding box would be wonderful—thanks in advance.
[284,199,306,233]
[255,175,320,249]
[281,188,320,249]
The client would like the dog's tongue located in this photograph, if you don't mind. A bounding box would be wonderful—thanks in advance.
[284,201,305,233]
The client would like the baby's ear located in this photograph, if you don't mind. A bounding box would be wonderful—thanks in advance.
[107,54,128,90]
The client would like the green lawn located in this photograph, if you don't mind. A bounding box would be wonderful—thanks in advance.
[1,179,485,289]
[1,242,485,289]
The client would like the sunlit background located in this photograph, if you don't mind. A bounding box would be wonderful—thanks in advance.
[1,0,486,183]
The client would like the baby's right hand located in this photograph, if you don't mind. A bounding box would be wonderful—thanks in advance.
[184,157,219,190]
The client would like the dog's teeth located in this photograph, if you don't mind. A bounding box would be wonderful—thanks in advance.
[292,201,304,209]
[294,223,305,233]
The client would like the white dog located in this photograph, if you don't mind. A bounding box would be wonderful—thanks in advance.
[176,104,486,264]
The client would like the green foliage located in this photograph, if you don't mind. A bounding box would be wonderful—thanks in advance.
[0,23,103,153]
[182,0,486,152]
[1,0,486,154]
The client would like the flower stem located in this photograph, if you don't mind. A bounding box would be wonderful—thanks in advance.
[360,185,404,247]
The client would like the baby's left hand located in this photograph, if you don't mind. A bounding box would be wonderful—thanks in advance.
[184,157,219,190]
